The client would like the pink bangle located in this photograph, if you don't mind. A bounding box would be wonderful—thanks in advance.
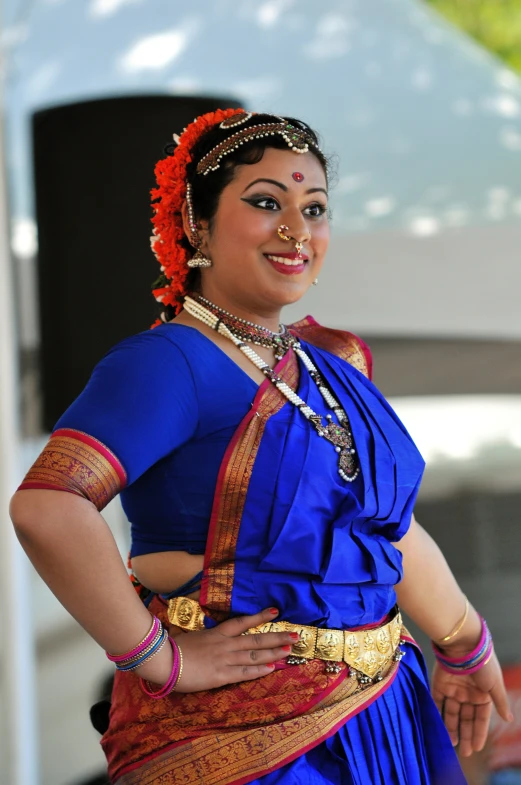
[432,616,493,676]
[140,637,183,699]
[435,648,494,676]
[114,627,168,672]
[106,616,161,663]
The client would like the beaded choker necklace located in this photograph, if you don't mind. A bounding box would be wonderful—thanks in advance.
[184,296,360,482]
[193,294,296,361]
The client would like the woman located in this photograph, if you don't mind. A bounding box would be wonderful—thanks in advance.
[10,109,512,785]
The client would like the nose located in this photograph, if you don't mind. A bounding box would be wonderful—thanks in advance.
[281,209,311,245]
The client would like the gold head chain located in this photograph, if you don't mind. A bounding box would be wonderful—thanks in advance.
[195,114,320,176]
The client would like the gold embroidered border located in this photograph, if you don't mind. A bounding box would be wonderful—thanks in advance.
[115,660,399,785]
[20,433,124,510]
[290,317,370,378]
[202,352,299,619]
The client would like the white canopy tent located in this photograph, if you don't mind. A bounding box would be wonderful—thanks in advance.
[3,0,521,341]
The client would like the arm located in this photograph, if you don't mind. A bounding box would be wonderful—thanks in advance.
[394,514,512,755]
[10,489,294,691]
[10,489,174,683]
[394,514,481,647]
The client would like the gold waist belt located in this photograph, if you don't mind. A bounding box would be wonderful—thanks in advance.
[167,596,405,682]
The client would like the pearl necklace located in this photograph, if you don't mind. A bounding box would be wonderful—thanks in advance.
[183,296,360,482]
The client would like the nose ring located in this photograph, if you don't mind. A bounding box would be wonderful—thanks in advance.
[277,225,292,242]
[277,224,305,259]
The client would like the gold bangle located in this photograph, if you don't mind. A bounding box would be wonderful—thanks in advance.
[440,596,469,643]
[173,644,184,691]
[120,626,166,667]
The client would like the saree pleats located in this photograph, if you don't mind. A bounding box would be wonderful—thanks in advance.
[248,646,465,785]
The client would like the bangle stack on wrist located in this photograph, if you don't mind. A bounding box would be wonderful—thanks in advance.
[140,637,184,699]
[106,616,168,672]
[432,615,493,675]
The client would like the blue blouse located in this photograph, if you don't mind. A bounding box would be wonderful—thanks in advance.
[56,324,279,556]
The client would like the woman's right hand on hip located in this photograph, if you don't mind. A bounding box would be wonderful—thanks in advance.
[138,608,297,692]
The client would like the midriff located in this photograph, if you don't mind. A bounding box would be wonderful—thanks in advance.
[131,551,204,600]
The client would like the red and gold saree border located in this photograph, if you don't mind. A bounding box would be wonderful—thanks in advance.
[200,349,299,620]
[18,427,126,510]
[113,659,400,785]
[289,315,372,380]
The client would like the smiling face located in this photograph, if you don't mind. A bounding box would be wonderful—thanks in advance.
[184,147,329,323]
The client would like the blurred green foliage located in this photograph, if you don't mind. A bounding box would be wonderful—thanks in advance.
[425,0,521,72]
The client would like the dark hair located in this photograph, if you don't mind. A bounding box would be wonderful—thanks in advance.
[160,114,329,320]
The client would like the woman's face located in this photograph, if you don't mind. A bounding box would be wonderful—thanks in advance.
[195,147,329,318]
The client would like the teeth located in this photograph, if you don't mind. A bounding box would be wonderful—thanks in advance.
[266,254,305,266]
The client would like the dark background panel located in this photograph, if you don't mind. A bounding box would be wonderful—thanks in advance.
[33,94,241,431]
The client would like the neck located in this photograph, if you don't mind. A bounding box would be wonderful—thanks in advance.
[195,289,283,332]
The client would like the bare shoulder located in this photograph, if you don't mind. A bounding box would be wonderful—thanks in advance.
[288,315,373,380]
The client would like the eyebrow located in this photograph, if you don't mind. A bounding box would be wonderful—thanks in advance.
[242,177,328,197]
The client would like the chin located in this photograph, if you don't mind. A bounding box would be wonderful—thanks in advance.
[275,283,311,307]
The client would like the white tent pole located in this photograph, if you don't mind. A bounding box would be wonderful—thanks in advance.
[0,4,40,782]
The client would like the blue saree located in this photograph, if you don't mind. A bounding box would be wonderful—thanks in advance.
[24,319,466,784]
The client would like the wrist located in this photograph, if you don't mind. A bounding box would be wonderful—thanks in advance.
[432,614,493,676]
[134,640,174,685]
[140,637,183,698]
[433,606,482,657]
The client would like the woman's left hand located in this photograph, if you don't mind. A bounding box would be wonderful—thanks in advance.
[431,650,513,756]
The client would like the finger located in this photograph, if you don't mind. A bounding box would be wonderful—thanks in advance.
[228,644,292,666]
[236,631,299,650]
[443,697,461,747]
[218,608,279,637]
[490,678,514,723]
[458,703,475,758]
[471,702,492,753]
[432,691,444,716]
[227,663,277,684]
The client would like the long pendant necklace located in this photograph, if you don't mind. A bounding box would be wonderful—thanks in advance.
[184,296,360,482]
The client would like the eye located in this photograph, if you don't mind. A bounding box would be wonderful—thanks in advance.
[304,203,327,218]
[242,196,281,211]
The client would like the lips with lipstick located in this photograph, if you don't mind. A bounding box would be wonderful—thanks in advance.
[264,251,309,274]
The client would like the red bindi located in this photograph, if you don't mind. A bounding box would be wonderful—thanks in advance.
[292,172,304,182]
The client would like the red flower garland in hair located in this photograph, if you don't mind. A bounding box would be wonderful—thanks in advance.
[150,107,244,324]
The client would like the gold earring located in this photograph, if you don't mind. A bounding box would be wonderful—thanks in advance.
[187,250,212,268]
